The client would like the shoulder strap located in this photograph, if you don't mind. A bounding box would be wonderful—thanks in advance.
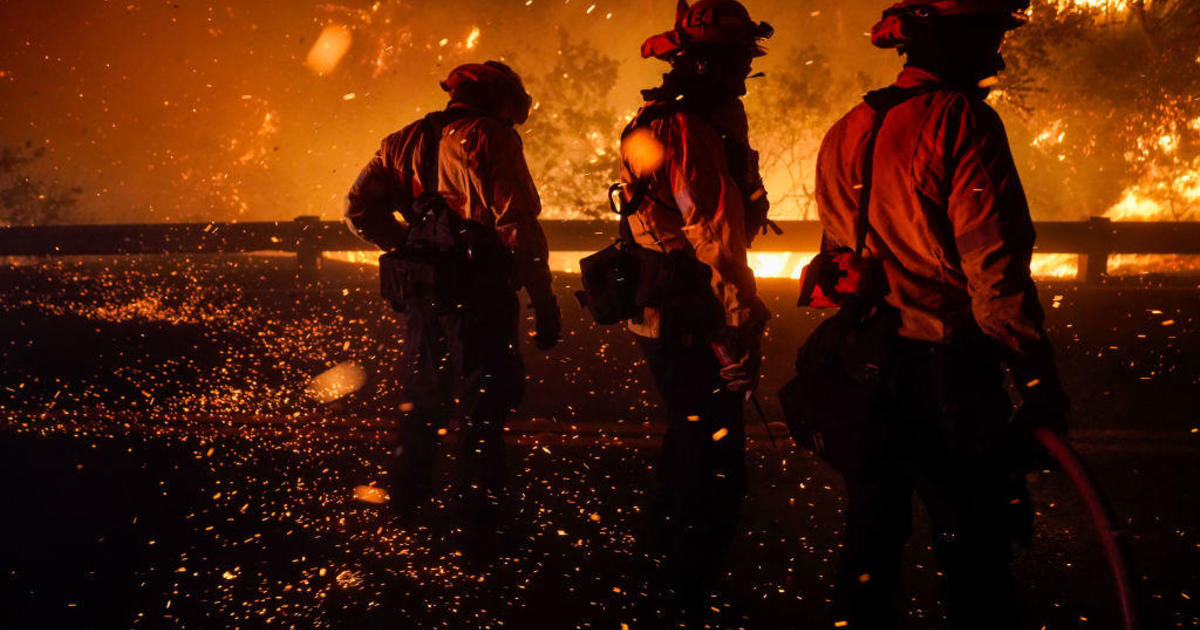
[855,83,946,255]
[412,108,481,199]
[614,101,688,220]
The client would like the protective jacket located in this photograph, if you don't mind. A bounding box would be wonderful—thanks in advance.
[815,66,1052,369]
[345,104,554,306]
[620,97,768,338]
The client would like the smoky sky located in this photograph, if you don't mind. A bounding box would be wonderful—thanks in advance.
[0,1,910,223]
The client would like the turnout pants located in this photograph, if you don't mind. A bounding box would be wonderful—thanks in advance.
[637,336,746,593]
[836,338,1030,630]
[390,290,524,515]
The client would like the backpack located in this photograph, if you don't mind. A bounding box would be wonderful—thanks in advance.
[379,111,513,313]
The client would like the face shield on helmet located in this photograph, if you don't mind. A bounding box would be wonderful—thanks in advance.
[440,61,533,126]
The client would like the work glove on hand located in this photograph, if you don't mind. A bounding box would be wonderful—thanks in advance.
[532,298,562,350]
[712,325,763,395]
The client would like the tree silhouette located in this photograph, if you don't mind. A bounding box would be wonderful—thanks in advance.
[745,46,872,219]
[518,32,623,220]
[1,142,82,226]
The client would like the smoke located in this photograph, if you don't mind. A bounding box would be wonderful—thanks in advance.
[0,1,1193,225]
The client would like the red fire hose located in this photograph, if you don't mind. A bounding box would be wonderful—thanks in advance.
[1033,427,1142,630]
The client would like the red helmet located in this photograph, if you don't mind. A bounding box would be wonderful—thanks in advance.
[641,0,774,61]
[871,0,1029,49]
[440,61,533,125]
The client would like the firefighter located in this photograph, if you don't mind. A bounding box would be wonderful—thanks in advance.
[812,1,1068,627]
[344,62,560,537]
[618,0,773,610]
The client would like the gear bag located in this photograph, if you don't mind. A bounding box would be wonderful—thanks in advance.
[576,181,720,335]
[379,111,513,313]
[781,83,944,475]
[574,184,644,325]
[575,102,730,341]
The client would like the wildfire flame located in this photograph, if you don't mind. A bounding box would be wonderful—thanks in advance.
[1052,0,1130,13]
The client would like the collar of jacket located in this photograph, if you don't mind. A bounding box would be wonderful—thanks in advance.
[445,102,514,127]
[895,65,990,100]
[636,92,751,148]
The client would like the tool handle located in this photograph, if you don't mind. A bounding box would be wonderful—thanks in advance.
[712,341,778,448]
[711,341,738,367]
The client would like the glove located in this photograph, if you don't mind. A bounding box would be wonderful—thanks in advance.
[532,299,562,350]
[711,325,763,395]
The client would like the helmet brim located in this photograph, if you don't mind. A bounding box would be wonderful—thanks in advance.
[641,30,768,60]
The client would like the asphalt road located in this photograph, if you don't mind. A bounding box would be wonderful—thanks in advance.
[1,256,1197,629]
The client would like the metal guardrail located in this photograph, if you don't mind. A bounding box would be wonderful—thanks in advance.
[2,215,1198,284]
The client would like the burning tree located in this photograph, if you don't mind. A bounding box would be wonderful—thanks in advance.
[519,33,623,219]
[998,0,1200,220]
[745,47,873,219]
[1,142,81,226]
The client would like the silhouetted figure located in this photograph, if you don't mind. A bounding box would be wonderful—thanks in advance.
[344,62,560,550]
[803,1,1068,628]
[614,0,774,615]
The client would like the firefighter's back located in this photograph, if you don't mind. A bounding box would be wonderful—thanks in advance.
[817,71,1015,344]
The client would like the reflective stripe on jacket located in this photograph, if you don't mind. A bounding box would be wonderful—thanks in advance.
[815,67,1049,360]
[345,105,554,305]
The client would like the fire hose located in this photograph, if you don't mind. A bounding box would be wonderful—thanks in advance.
[1033,427,1142,630]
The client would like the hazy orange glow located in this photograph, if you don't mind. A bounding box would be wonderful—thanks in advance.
[622,128,666,177]
[306,25,353,76]
[327,250,1200,280]
[304,360,367,403]
[1,1,1194,277]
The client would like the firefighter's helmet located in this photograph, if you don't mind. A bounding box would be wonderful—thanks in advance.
[641,0,774,61]
[872,0,1030,49]
[440,61,533,125]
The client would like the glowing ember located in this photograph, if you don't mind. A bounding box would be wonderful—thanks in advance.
[353,484,389,504]
[335,569,364,588]
[306,25,353,76]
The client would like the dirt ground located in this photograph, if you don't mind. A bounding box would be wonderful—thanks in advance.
[1,255,1197,629]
